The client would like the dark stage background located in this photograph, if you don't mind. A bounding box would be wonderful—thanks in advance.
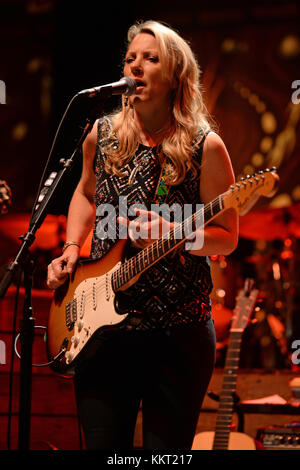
[0,0,300,450]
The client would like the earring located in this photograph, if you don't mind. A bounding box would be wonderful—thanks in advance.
[124,96,129,107]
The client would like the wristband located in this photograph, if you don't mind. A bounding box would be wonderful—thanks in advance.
[62,241,80,253]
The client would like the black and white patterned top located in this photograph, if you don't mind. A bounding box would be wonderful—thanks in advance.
[90,117,213,330]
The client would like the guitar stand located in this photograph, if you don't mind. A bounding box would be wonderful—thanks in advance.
[0,94,107,450]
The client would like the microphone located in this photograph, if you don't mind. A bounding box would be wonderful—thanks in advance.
[78,76,136,98]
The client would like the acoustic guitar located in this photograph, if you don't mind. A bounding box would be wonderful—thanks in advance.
[192,280,259,450]
[46,168,278,374]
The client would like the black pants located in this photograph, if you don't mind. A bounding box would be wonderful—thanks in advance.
[74,317,216,450]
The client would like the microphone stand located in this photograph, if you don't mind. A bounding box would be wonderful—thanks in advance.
[0,96,105,450]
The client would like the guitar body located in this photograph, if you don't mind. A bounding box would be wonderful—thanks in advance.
[47,239,128,374]
[192,431,256,450]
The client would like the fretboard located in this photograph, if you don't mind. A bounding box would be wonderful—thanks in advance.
[212,330,243,450]
[111,194,224,291]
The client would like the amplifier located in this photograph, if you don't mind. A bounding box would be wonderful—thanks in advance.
[256,425,300,450]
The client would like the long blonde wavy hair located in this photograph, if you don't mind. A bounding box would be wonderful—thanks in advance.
[103,20,213,185]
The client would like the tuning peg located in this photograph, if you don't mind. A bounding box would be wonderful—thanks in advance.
[270,166,277,171]
[239,177,245,181]
[264,168,270,172]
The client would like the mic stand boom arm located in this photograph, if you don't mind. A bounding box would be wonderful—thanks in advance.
[0,98,104,450]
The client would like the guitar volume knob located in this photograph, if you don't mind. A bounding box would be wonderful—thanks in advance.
[71,335,80,347]
[65,351,74,364]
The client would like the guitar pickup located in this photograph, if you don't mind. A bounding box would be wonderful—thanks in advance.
[92,282,97,311]
[65,299,77,331]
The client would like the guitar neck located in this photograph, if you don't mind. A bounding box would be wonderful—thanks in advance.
[212,330,243,450]
[112,194,224,291]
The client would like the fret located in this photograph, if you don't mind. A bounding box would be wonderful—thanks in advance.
[222,376,237,382]
[223,361,240,368]
[183,216,192,238]
[221,383,237,390]
[214,436,231,441]
[225,366,238,372]
[125,260,130,282]
[218,195,224,211]
[227,338,242,344]
[146,244,154,265]
[142,248,147,268]
[222,379,237,385]
[213,437,230,449]
[130,256,135,278]
[156,240,160,258]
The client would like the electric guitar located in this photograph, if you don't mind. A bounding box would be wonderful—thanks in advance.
[192,279,259,450]
[47,168,278,374]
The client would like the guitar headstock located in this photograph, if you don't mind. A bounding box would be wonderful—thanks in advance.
[223,167,279,216]
[231,279,259,332]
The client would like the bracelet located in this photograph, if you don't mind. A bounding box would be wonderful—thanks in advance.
[62,241,81,253]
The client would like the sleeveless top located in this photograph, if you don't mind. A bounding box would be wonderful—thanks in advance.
[90,117,213,331]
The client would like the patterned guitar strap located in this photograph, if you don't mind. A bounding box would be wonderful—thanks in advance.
[152,155,186,260]
[152,132,207,259]
[152,157,170,205]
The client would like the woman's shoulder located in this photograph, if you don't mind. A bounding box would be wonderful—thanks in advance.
[203,131,230,160]
[84,116,112,151]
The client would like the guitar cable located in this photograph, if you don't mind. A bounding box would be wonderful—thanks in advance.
[13,326,67,367]
[13,327,83,450]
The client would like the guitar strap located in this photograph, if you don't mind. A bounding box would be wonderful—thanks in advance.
[152,130,207,205]
[152,160,170,205]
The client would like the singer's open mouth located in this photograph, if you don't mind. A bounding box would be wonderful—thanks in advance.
[135,80,146,88]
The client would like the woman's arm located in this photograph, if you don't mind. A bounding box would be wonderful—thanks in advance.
[187,131,239,256]
[46,121,98,289]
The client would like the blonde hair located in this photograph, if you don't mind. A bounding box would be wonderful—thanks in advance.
[103,20,213,185]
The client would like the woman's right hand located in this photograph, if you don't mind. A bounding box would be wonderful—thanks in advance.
[47,245,80,290]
